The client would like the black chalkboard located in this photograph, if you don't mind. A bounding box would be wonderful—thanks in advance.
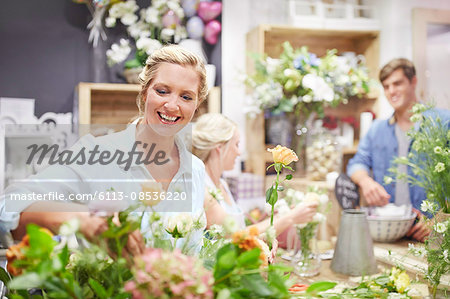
[335,173,360,209]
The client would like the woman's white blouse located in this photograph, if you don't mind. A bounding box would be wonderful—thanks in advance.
[0,123,206,251]
[205,174,246,230]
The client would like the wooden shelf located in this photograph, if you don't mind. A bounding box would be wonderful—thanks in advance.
[77,82,221,124]
[245,25,380,176]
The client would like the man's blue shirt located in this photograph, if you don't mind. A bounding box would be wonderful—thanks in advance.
[347,108,450,213]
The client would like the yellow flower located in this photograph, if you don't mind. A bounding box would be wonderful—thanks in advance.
[267,145,298,166]
[394,272,410,293]
[141,180,163,207]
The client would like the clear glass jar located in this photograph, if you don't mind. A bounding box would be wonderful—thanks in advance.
[306,121,342,181]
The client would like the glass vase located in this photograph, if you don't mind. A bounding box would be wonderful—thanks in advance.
[292,222,321,277]
[265,111,293,147]
[306,123,342,181]
[291,113,312,176]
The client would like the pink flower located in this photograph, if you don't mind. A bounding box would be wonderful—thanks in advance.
[171,280,195,295]
[124,281,136,292]
[126,248,213,298]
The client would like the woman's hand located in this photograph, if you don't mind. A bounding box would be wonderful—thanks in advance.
[290,202,319,225]
[112,213,145,256]
[79,212,109,241]
[80,212,145,257]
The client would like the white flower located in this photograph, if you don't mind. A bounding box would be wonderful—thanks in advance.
[295,223,307,229]
[294,191,304,203]
[408,243,426,258]
[434,146,443,154]
[286,188,295,198]
[434,162,445,173]
[144,7,159,24]
[105,17,116,28]
[167,0,181,11]
[127,21,148,39]
[387,293,409,299]
[120,13,138,26]
[304,192,320,205]
[223,216,239,234]
[106,39,131,66]
[420,200,436,213]
[160,28,175,41]
[136,37,162,56]
[109,1,138,19]
[165,213,194,238]
[139,30,151,39]
[59,218,80,236]
[302,74,334,102]
[108,4,122,18]
[208,224,224,237]
[410,113,422,123]
[275,198,290,215]
[266,58,281,76]
[265,226,276,246]
[312,212,326,223]
[123,0,139,12]
[301,94,313,103]
[412,103,427,114]
[335,74,350,86]
[434,221,447,234]
[384,176,393,185]
[319,194,329,205]
[252,81,283,110]
[193,212,207,230]
[444,249,449,263]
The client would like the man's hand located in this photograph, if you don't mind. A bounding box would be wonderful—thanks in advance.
[406,208,431,242]
[359,176,390,206]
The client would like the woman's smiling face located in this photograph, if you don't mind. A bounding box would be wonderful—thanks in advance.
[143,62,200,136]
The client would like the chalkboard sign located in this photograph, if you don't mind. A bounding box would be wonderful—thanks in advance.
[335,173,360,209]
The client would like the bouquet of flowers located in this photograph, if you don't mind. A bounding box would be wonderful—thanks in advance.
[244,41,376,118]
[386,103,449,298]
[104,0,187,68]
[125,248,213,299]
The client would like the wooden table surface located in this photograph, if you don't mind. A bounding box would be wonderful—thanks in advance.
[280,239,449,297]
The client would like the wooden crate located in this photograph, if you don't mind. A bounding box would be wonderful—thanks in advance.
[245,25,380,176]
[77,82,221,124]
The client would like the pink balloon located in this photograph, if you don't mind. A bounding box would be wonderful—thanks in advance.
[204,20,221,45]
[197,1,222,22]
[162,10,180,28]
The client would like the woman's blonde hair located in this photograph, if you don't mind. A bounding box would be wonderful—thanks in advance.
[191,113,237,162]
[135,45,208,118]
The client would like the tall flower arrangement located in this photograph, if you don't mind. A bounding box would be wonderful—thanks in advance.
[386,103,449,298]
[244,41,375,118]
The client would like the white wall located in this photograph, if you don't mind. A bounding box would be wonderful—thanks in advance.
[377,0,450,118]
[222,0,450,172]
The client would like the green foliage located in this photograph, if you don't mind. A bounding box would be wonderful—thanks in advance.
[212,243,291,298]
[387,104,449,213]
[4,208,140,299]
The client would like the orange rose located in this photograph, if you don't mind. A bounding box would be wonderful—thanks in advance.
[231,227,269,266]
[267,145,298,166]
